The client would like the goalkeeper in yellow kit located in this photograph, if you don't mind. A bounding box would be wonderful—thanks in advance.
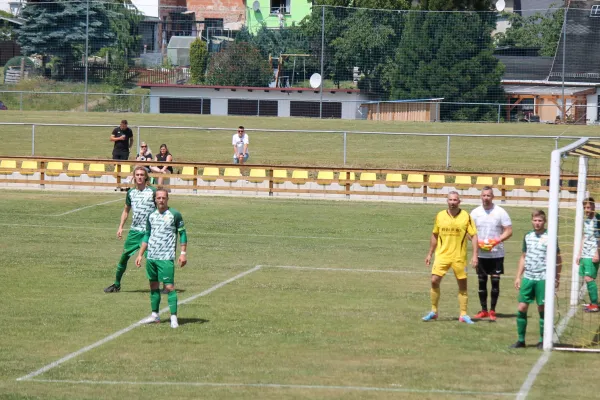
[424,192,479,324]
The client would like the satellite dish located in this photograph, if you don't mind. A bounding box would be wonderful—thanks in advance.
[252,1,260,12]
[309,73,322,89]
[495,0,505,12]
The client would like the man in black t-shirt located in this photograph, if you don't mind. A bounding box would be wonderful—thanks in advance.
[110,120,134,160]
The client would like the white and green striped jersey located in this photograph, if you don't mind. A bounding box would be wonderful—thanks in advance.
[522,229,559,281]
[125,186,156,232]
[143,207,187,260]
[581,213,600,259]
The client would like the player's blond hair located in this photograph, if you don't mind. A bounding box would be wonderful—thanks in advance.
[532,209,546,221]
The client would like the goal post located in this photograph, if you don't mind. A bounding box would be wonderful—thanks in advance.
[545,137,600,352]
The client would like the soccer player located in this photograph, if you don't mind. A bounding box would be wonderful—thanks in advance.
[470,186,513,321]
[511,210,562,349]
[104,166,156,293]
[136,188,187,328]
[576,197,600,312]
[423,191,479,324]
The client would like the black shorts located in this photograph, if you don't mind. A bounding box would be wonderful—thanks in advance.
[477,257,504,276]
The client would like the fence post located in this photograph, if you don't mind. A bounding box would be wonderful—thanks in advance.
[141,95,145,114]
[19,92,23,111]
[31,124,35,155]
[446,135,451,170]
[343,131,347,165]
[137,126,141,154]
[497,104,501,124]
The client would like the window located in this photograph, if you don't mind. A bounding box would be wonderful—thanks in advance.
[591,5,600,17]
[160,98,210,114]
[270,0,290,14]
[290,101,342,119]
[228,99,278,116]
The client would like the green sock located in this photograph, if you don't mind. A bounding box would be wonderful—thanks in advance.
[539,311,545,343]
[168,290,178,315]
[114,254,130,286]
[587,280,598,305]
[150,289,161,313]
[517,310,527,342]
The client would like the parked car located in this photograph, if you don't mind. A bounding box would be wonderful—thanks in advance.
[0,101,7,110]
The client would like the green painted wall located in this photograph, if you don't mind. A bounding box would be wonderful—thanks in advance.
[246,0,312,34]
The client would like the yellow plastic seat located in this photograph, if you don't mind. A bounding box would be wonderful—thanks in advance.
[87,163,106,177]
[120,164,131,174]
[20,160,38,175]
[524,178,542,192]
[497,177,515,187]
[180,166,196,181]
[407,174,424,189]
[454,175,472,190]
[428,174,446,189]
[67,162,84,177]
[223,167,241,182]
[317,170,334,185]
[248,169,266,183]
[202,167,220,182]
[273,169,288,184]
[291,170,308,184]
[476,176,493,186]
[46,162,63,176]
[359,172,377,187]
[338,171,356,185]
[0,160,17,174]
[385,173,403,188]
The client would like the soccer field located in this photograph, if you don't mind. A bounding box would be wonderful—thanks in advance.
[1,190,599,400]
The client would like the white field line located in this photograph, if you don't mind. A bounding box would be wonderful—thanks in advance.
[16,265,262,382]
[23,379,517,397]
[49,198,123,216]
[515,305,578,400]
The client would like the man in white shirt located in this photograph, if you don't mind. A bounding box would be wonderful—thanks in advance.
[470,186,513,322]
[232,126,249,165]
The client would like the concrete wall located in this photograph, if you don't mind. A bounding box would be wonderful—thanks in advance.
[587,89,599,124]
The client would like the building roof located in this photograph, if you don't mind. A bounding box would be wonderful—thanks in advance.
[496,55,553,81]
[549,0,600,83]
[138,83,361,93]
[503,84,596,96]
[0,15,23,25]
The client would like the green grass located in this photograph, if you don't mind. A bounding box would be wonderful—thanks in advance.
[1,191,600,399]
[0,111,598,172]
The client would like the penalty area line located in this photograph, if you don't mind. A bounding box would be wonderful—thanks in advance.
[22,379,517,397]
[16,265,262,382]
[49,198,123,216]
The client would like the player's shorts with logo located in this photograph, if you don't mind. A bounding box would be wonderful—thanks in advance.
[146,259,175,284]
[579,258,599,279]
[432,260,467,280]
[123,230,145,257]
[518,278,545,305]
[477,257,504,276]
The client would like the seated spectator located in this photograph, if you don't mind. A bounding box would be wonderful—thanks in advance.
[135,142,153,173]
[150,143,173,185]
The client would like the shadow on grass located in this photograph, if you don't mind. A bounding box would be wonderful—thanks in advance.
[494,313,517,319]
[124,289,187,294]
[178,318,209,326]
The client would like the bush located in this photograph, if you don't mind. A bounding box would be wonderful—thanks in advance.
[189,39,208,84]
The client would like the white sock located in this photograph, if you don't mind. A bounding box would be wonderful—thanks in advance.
[170,315,177,321]
[152,312,159,318]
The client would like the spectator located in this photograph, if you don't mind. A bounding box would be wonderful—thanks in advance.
[232,126,249,165]
[110,120,133,160]
[150,144,173,185]
[135,142,153,173]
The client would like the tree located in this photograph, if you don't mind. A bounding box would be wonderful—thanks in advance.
[494,7,564,56]
[383,11,504,120]
[205,42,273,87]
[189,38,209,84]
[17,0,119,80]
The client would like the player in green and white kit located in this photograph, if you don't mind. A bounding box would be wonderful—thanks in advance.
[511,210,562,349]
[136,188,187,328]
[104,166,156,293]
[577,197,600,312]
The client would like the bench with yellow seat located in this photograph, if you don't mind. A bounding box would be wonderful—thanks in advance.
[407,174,424,189]
[524,178,542,192]
[453,175,472,190]
[248,169,267,183]
[201,167,220,182]
[0,160,17,174]
[223,168,241,182]
[359,172,377,187]
[45,162,64,177]
[67,162,84,177]
[180,166,197,181]
[87,163,106,178]
[385,173,403,188]
[291,170,308,184]
[317,170,334,185]
[338,171,356,185]
[475,176,493,186]
[272,169,288,184]
[427,174,446,189]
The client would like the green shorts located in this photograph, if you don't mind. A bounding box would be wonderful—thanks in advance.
[123,230,145,257]
[518,278,546,305]
[579,258,599,279]
[146,259,175,284]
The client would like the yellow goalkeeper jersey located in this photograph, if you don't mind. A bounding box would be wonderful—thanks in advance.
[432,209,477,263]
